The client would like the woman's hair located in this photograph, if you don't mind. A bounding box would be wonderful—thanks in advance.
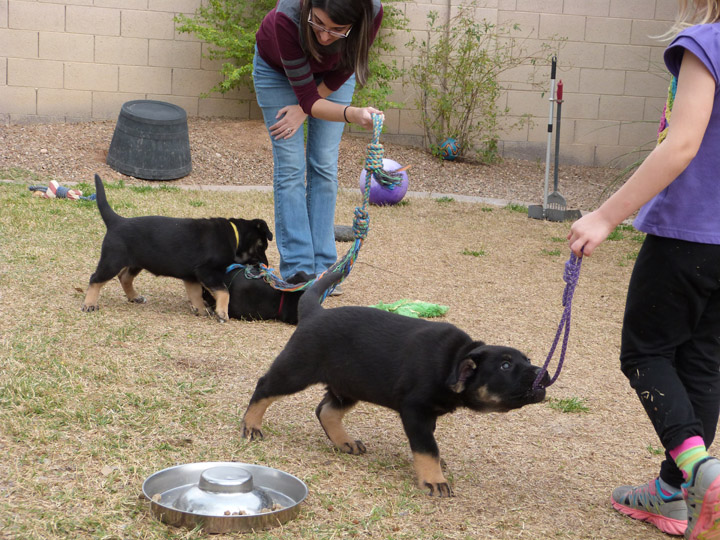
[663,0,720,38]
[300,0,375,87]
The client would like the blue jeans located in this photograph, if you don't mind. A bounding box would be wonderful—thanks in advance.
[253,50,355,278]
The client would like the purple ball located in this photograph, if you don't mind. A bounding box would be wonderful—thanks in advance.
[358,158,409,206]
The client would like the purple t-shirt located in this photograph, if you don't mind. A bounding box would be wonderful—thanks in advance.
[633,23,720,244]
[255,0,383,115]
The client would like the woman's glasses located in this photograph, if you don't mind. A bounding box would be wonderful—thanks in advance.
[307,12,352,39]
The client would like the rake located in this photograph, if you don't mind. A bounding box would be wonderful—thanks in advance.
[528,56,558,221]
[545,79,567,222]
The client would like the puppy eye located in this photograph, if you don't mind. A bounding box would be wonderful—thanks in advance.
[501,361,511,370]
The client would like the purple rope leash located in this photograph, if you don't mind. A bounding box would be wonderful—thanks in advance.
[532,251,582,389]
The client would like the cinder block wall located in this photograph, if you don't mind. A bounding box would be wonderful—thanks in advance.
[379,0,677,166]
[0,0,679,166]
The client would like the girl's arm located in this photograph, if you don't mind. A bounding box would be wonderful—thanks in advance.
[568,50,715,256]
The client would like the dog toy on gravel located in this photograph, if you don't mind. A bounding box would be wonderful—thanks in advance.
[29,180,96,201]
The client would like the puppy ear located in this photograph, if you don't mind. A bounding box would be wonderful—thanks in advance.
[256,219,273,241]
[446,358,477,393]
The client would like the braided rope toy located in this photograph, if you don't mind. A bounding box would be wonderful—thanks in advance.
[532,251,582,389]
[226,113,386,301]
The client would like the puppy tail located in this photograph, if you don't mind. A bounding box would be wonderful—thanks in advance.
[297,270,344,321]
[94,174,121,227]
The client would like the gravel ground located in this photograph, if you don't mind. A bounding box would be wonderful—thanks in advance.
[0,117,620,211]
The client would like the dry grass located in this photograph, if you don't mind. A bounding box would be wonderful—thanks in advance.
[0,177,674,540]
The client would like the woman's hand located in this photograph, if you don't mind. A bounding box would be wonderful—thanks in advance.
[270,105,307,140]
[346,106,383,130]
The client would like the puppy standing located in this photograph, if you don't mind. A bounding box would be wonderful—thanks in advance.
[82,174,273,322]
[242,271,550,496]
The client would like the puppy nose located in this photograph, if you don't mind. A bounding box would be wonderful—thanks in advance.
[535,368,551,387]
[531,365,551,385]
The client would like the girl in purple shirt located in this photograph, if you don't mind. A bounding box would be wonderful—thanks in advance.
[568,1,720,538]
[253,0,383,284]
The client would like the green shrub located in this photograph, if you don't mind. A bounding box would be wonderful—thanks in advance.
[175,1,275,94]
[406,1,562,162]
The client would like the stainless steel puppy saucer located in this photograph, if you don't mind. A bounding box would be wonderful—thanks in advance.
[142,462,308,533]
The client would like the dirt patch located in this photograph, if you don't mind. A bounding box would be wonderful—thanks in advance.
[0,117,618,211]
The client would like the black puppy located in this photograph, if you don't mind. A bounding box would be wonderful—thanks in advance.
[242,271,550,496]
[201,268,312,324]
[82,174,273,322]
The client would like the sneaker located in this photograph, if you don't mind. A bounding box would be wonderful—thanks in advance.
[683,457,720,540]
[611,478,687,536]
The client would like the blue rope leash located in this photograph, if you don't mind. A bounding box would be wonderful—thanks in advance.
[532,251,582,389]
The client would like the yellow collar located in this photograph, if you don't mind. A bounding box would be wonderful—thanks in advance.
[230,222,239,249]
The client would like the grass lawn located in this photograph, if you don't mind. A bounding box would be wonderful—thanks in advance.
[0,178,668,540]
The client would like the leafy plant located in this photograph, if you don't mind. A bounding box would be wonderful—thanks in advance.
[175,0,275,95]
[548,397,590,413]
[175,0,407,112]
[352,1,408,112]
[462,248,486,257]
[647,444,664,456]
[541,249,562,257]
[504,203,527,213]
[406,1,562,162]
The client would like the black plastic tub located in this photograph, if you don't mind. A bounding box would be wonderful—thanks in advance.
[106,100,192,180]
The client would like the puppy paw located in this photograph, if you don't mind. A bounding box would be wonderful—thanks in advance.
[214,311,228,323]
[128,295,146,304]
[420,481,454,498]
[339,440,367,455]
[81,304,99,312]
[241,423,264,441]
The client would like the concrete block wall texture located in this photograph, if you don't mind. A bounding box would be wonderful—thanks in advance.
[0,0,680,166]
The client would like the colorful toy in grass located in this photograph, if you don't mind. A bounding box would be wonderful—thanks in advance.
[358,158,409,206]
[439,138,460,161]
[29,180,96,201]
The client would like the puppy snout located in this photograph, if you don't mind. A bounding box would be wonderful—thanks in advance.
[533,367,551,388]
[236,251,268,266]
[524,366,550,402]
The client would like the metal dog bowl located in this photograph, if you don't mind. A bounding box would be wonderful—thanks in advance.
[142,462,308,533]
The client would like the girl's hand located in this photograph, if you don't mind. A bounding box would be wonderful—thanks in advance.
[270,105,307,140]
[567,210,616,257]
[346,106,383,130]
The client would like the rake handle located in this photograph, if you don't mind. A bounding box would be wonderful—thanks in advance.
[543,56,558,208]
[553,80,563,192]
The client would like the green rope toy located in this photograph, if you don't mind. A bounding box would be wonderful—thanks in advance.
[370,299,449,319]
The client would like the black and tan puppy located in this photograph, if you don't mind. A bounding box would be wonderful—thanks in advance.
[242,271,550,496]
[82,174,273,322]
[201,269,312,324]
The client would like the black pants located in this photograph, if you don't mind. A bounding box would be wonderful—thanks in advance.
[620,234,720,488]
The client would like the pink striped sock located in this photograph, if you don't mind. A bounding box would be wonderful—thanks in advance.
[670,436,705,461]
[670,436,708,482]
